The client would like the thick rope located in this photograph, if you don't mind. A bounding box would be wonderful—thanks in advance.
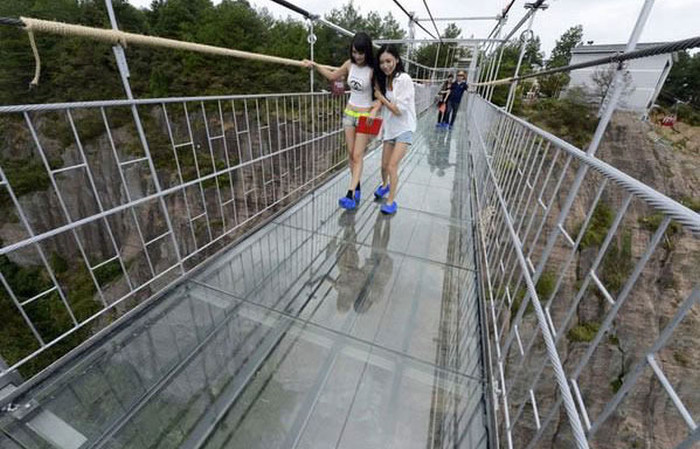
[27,30,40,87]
[20,16,337,83]
[472,35,700,87]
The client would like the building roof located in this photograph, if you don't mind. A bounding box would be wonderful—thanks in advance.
[571,42,669,54]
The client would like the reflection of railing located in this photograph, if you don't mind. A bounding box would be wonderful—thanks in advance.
[469,94,700,449]
[0,84,439,395]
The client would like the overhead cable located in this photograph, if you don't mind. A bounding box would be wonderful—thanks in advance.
[390,0,438,41]
[421,0,442,43]
[268,0,317,19]
[472,35,700,86]
[0,16,25,27]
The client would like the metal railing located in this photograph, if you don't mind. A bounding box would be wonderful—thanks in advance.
[0,82,441,398]
[468,93,700,449]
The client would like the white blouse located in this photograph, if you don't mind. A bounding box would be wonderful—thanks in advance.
[382,72,417,141]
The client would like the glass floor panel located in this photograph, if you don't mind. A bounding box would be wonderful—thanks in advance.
[0,110,487,448]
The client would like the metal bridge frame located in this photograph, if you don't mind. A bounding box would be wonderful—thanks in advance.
[1,1,699,449]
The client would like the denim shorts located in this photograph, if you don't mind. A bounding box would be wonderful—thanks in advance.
[342,113,359,128]
[342,109,369,128]
[383,131,413,146]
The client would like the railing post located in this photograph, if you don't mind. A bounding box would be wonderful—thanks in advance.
[483,17,506,99]
[468,45,479,85]
[307,20,317,185]
[432,43,442,81]
[307,20,316,93]
[407,11,415,74]
[505,7,538,112]
[104,0,185,274]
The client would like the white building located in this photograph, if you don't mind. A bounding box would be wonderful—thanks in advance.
[565,43,674,112]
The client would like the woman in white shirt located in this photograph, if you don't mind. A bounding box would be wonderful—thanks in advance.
[372,45,416,215]
[302,32,379,210]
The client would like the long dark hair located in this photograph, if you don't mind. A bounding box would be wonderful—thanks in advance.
[350,32,374,68]
[375,44,405,95]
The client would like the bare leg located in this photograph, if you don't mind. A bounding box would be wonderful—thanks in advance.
[381,141,392,187]
[344,126,356,175]
[386,142,408,204]
[348,133,370,191]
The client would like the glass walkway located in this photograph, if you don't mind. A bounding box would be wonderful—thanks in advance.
[0,110,488,448]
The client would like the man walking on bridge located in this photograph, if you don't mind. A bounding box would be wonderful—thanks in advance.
[443,70,468,129]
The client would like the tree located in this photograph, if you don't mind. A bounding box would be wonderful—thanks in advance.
[663,50,700,108]
[547,25,583,68]
[524,35,544,68]
[488,42,523,107]
[538,73,569,99]
[540,25,583,97]
[590,64,633,106]
[412,23,463,68]
[0,0,408,104]
[481,34,543,109]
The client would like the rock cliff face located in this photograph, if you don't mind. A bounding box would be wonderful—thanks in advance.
[499,112,700,448]
[583,114,700,449]
[0,101,341,377]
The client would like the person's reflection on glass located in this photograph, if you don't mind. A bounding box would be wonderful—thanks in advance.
[427,126,454,177]
[354,213,393,313]
[326,210,365,312]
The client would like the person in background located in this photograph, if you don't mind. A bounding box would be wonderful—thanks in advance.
[302,32,378,210]
[436,74,452,127]
[442,70,468,129]
[372,44,416,215]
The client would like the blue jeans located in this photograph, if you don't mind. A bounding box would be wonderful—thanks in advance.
[442,101,461,126]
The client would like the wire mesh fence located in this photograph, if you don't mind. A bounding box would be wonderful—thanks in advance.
[0,82,441,396]
[469,94,700,449]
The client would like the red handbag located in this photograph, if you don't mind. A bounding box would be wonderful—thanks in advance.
[356,116,382,135]
[331,80,345,97]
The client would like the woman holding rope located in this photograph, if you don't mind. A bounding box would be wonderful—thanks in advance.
[302,32,379,210]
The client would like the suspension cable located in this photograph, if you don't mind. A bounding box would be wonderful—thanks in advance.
[501,0,546,42]
[486,0,515,40]
[472,35,700,87]
[421,0,442,43]
[268,0,317,20]
[253,1,428,71]
[390,0,438,41]
[0,16,24,27]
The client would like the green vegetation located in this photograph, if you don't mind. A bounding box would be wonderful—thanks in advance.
[577,202,615,250]
[94,259,124,287]
[505,271,557,325]
[0,0,407,106]
[673,350,690,368]
[519,94,597,149]
[661,50,700,125]
[509,286,529,322]
[0,249,126,377]
[638,212,681,235]
[637,213,682,251]
[567,321,600,343]
[601,230,633,295]
[411,23,466,68]
[0,157,52,199]
[536,270,557,301]
[610,373,624,393]
[679,196,700,213]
